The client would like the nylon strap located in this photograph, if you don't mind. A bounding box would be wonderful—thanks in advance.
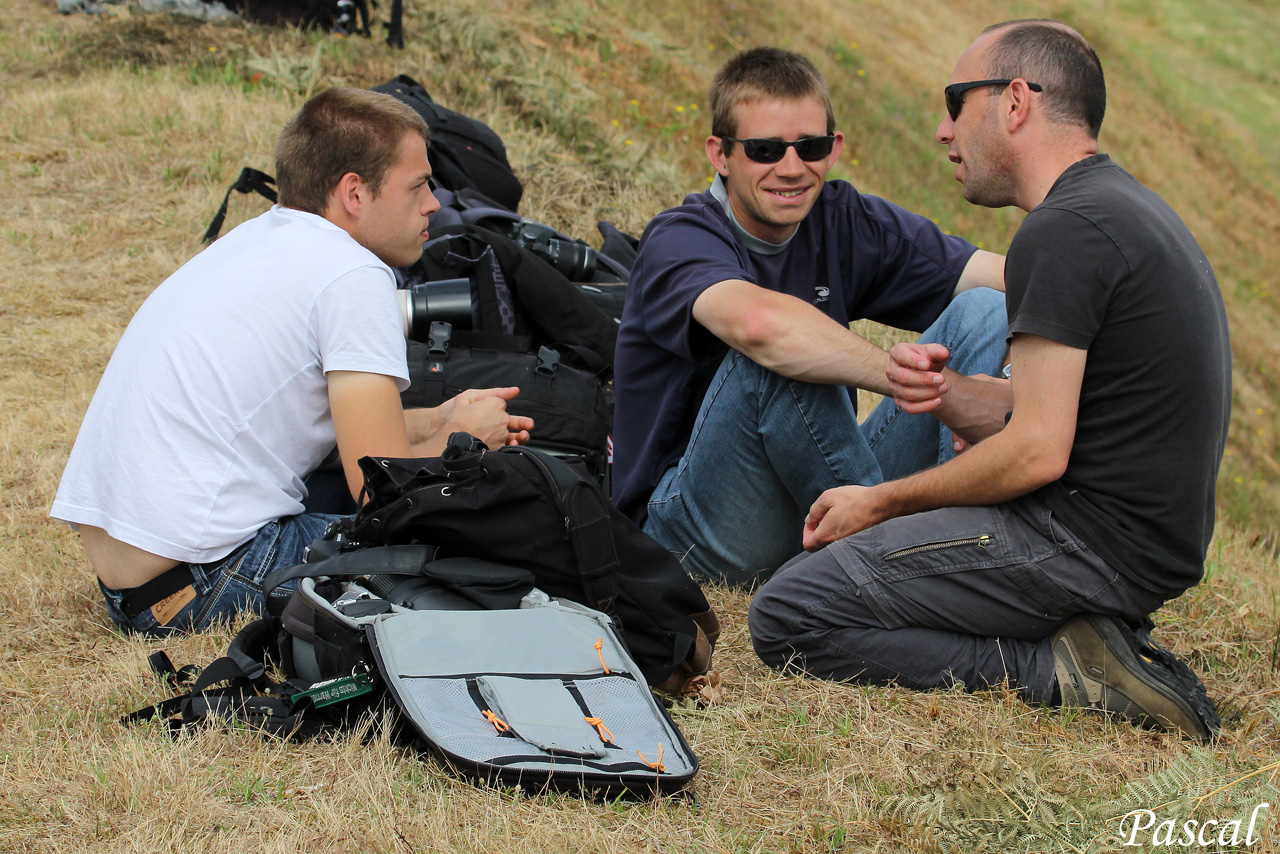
[261,545,437,597]
[202,167,277,243]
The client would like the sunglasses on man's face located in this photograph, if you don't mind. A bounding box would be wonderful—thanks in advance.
[944,79,1043,122]
[719,135,837,164]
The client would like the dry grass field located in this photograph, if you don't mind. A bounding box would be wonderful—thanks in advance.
[2,0,1279,851]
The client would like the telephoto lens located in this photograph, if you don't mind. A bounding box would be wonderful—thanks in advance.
[397,278,473,341]
[366,574,481,611]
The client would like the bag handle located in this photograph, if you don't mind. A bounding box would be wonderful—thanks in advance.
[261,544,437,599]
[122,617,322,739]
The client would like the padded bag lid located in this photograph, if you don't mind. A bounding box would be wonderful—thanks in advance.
[367,600,698,795]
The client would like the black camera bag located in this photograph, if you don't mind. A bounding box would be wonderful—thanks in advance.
[336,434,720,694]
[405,223,619,369]
[401,324,612,478]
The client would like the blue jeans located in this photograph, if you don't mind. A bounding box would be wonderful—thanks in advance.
[748,492,1168,703]
[99,512,345,637]
[643,288,1008,587]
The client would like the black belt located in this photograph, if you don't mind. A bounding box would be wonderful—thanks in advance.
[118,563,196,619]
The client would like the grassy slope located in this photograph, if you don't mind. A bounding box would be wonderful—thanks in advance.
[2,0,1279,851]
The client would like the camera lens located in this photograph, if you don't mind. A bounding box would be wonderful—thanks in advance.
[511,221,598,282]
[539,238,597,282]
[397,278,473,340]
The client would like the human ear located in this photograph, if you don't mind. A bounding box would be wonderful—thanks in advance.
[705,135,730,177]
[334,172,365,216]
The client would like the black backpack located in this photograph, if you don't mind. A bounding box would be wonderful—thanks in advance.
[332,433,721,694]
[371,75,524,212]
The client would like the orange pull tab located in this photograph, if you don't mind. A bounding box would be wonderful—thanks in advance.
[482,709,509,733]
[636,743,666,773]
[595,638,610,674]
[584,716,615,744]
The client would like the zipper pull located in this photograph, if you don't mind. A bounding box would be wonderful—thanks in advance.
[978,534,991,549]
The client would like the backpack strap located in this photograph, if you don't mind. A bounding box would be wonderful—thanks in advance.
[122,617,324,739]
[507,447,620,614]
[202,167,277,243]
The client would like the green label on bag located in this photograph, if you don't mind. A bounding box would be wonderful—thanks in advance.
[295,672,375,709]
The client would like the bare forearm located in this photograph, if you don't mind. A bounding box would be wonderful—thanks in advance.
[404,406,444,445]
[696,280,893,393]
[873,427,1062,522]
[931,370,1013,443]
[750,323,892,393]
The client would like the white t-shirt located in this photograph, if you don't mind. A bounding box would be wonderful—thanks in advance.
[51,207,410,563]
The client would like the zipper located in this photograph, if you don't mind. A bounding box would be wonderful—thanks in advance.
[884,534,992,561]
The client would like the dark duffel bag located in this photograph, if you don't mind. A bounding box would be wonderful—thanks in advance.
[334,434,720,694]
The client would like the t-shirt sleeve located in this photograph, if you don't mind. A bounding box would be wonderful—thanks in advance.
[313,265,410,390]
[1006,207,1122,349]
[847,193,977,331]
[630,208,751,364]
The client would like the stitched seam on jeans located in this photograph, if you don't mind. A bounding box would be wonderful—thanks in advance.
[801,578,860,622]
[192,555,243,628]
[782,376,858,482]
[682,353,746,470]
[865,400,902,447]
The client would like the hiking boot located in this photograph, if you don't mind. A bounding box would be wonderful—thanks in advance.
[1050,613,1220,743]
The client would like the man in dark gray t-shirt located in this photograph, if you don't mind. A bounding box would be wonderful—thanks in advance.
[750,20,1229,742]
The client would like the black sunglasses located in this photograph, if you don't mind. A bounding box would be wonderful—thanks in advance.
[719,135,837,164]
[944,79,1042,121]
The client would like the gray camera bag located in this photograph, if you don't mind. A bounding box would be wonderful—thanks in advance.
[365,597,698,794]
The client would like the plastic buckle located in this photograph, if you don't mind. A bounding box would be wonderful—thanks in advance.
[427,321,452,357]
[536,346,561,377]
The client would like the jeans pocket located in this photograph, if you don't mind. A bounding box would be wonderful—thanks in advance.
[1000,561,1083,615]
[1046,510,1086,553]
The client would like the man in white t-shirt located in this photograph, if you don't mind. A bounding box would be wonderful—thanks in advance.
[51,88,533,636]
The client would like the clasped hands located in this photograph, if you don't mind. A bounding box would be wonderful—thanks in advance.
[431,386,534,449]
[802,343,1008,552]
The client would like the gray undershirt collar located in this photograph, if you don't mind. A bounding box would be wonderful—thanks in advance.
[709,174,793,256]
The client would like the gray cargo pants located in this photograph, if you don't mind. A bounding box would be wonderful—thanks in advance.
[748,491,1168,704]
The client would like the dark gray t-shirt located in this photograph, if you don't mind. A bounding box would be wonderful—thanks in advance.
[1007,154,1231,597]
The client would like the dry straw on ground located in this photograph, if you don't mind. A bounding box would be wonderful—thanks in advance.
[3,1,1280,852]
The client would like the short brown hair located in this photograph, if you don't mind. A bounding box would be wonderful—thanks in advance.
[275,87,429,215]
[982,20,1106,138]
[708,47,835,154]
